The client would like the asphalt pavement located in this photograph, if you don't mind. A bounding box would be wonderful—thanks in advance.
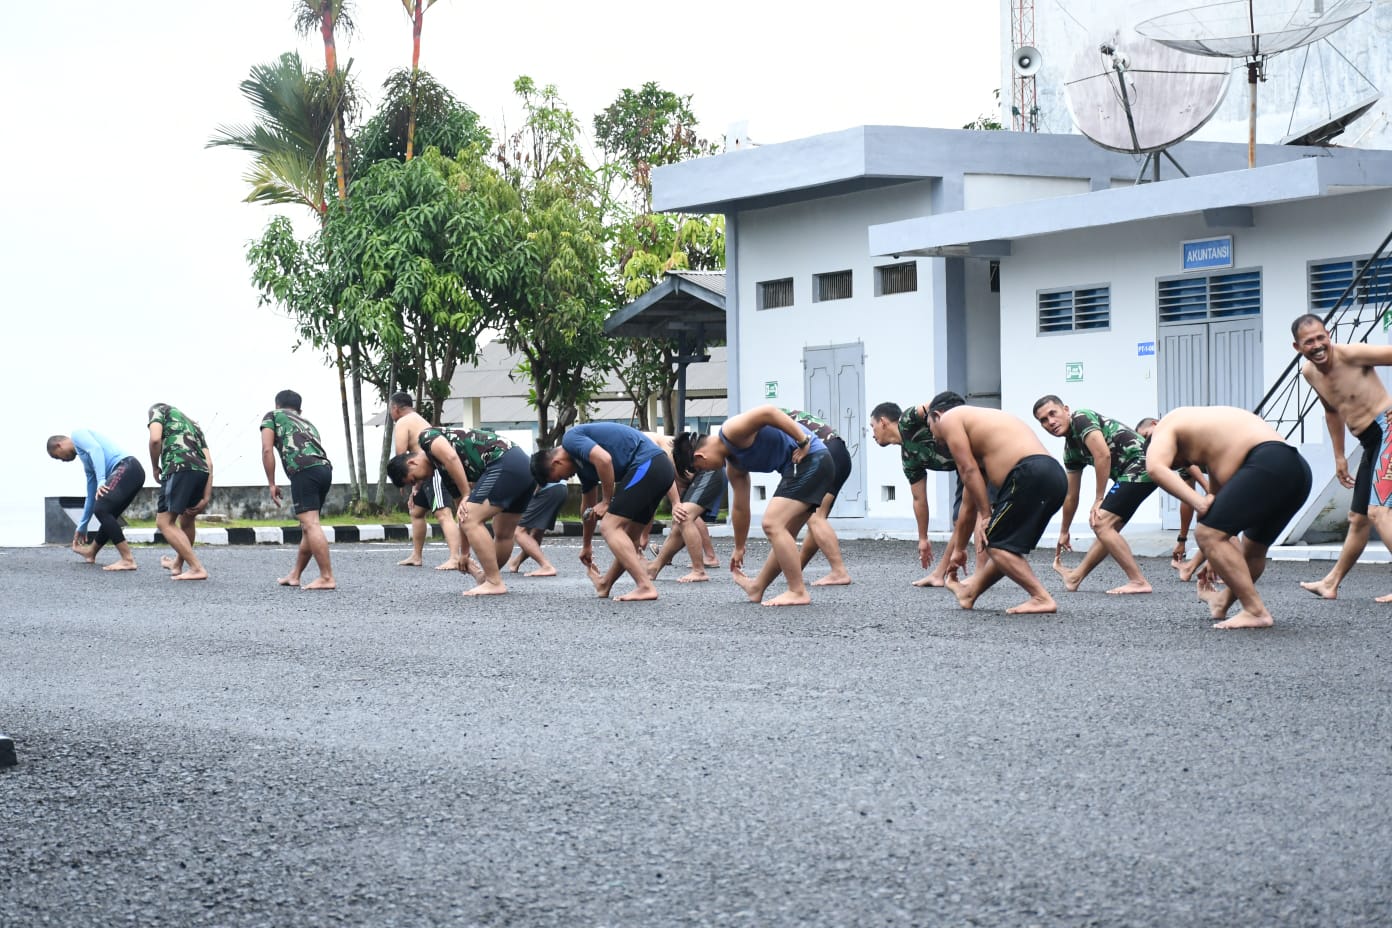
[3,539,1391,926]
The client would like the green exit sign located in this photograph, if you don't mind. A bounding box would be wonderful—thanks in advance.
[764,380,778,399]
[1065,362,1084,383]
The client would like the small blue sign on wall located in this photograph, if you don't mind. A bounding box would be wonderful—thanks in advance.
[1138,341,1156,357]
[1182,235,1234,271]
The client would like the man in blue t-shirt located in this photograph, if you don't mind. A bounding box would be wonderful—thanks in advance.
[530,422,676,602]
[48,429,147,571]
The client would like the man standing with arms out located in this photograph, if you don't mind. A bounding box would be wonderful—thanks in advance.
[532,423,675,602]
[387,392,464,571]
[928,392,1067,614]
[47,429,146,571]
[782,409,852,586]
[1291,313,1392,601]
[671,406,834,606]
[870,401,969,587]
[261,390,336,591]
[147,403,213,581]
[1033,396,1156,595]
[1146,406,1312,629]
[387,426,534,597]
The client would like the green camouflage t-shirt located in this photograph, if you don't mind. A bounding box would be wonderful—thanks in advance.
[899,404,956,484]
[260,409,330,476]
[781,408,838,442]
[419,428,513,495]
[1062,409,1150,484]
[147,403,209,475]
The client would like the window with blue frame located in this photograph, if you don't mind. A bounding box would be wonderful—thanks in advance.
[1157,269,1261,324]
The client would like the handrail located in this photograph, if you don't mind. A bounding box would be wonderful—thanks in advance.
[1253,225,1392,442]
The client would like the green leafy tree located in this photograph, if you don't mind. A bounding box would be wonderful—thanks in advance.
[486,78,612,447]
[593,81,719,213]
[352,68,488,170]
[293,0,356,201]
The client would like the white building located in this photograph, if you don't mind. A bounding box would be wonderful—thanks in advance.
[652,127,1392,539]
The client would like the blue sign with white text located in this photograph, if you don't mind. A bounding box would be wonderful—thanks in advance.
[1138,341,1155,357]
[1182,236,1233,271]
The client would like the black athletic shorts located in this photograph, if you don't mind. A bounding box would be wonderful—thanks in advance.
[826,436,852,502]
[1200,441,1312,546]
[158,470,209,515]
[410,469,452,512]
[520,482,568,530]
[681,468,726,512]
[290,464,333,515]
[607,453,675,525]
[467,446,535,515]
[984,454,1068,555]
[772,447,836,510]
[1099,480,1158,524]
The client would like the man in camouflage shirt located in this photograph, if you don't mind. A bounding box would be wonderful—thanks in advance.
[260,389,335,591]
[780,409,852,586]
[386,426,535,597]
[147,402,213,581]
[871,400,984,587]
[1033,395,1156,595]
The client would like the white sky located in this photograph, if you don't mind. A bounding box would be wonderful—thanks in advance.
[0,0,1001,546]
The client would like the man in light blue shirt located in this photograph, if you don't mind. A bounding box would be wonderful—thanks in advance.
[48,429,147,570]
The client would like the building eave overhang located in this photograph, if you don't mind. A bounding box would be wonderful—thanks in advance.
[869,154,1392,258]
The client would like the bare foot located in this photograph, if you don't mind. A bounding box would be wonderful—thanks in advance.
[589,570,613,599]
[762,590,812,606]
[1177,563,1199,583]
[703,557,720,568]
[171,567,208,581]
[462,580,507,596]
[811,572,851,587]
[458,559,484,582]
[1106,580,1152,595]
[103,560,137,572]
[1051,555,1081,592]
[434,558,461,571]
[277,575,301,587]
[72,543,97,565]
[397,556,422,567]
[912,574,946,588]
[1299,579,1338,600]
[506,560,523,574]
[1006,594,1058,614]
[303,577,337,591]
[1374,592,1392,603]
[616,586,660,602]
[731,569,762,604]
[677,570,709,583]
[1196,576,1230,620]
[1214,609,1273,629]
[525,566,557,577]
[943,570,977,610]
[160,555,177,571]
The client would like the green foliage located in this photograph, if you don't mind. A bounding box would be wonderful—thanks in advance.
[352,68,489,169]
[593,81,718,211]
[963,89,1005,131]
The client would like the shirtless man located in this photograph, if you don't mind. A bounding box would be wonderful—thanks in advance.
[388,393,464,571]
[530,423,675,602]
[671,406,833,606]
[646,431,723,583]
[387,426,534,596]
[1136,416,1208,580]
[1290,314,1392,601]
[148,403,213,581]
[870,401,971,587]
[1033,396,1156,595]
[1145,406,1312,629]
[928,392,1067,614]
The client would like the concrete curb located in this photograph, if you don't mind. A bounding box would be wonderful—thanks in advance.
[122,520,638,547]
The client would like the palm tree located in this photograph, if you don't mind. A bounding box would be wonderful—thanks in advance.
[399,0,440,161]
[293,0,355,202]
[207,52,335,215]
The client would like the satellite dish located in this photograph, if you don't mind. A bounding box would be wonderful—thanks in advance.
[1065,31,1230,182]
[1137,0,1372,166]
[1282,91,1380,145]
[1014,46,1043,77]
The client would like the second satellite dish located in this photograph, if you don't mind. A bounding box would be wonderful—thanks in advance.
[1065,31,1231,155]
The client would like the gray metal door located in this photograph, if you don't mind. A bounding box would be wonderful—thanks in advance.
[803,343,866,517]
[1156,318,1262,527]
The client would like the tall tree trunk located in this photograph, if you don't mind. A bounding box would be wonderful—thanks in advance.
[334,344,359,502]
[405,2,424,161]
[319,4,348,203]
[351,342,368,508]
[377,352,398,512]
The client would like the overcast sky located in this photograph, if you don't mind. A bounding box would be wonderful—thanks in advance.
[0,0,1001,546]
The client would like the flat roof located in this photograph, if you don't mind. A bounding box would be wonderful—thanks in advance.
[867,152,1392,257]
